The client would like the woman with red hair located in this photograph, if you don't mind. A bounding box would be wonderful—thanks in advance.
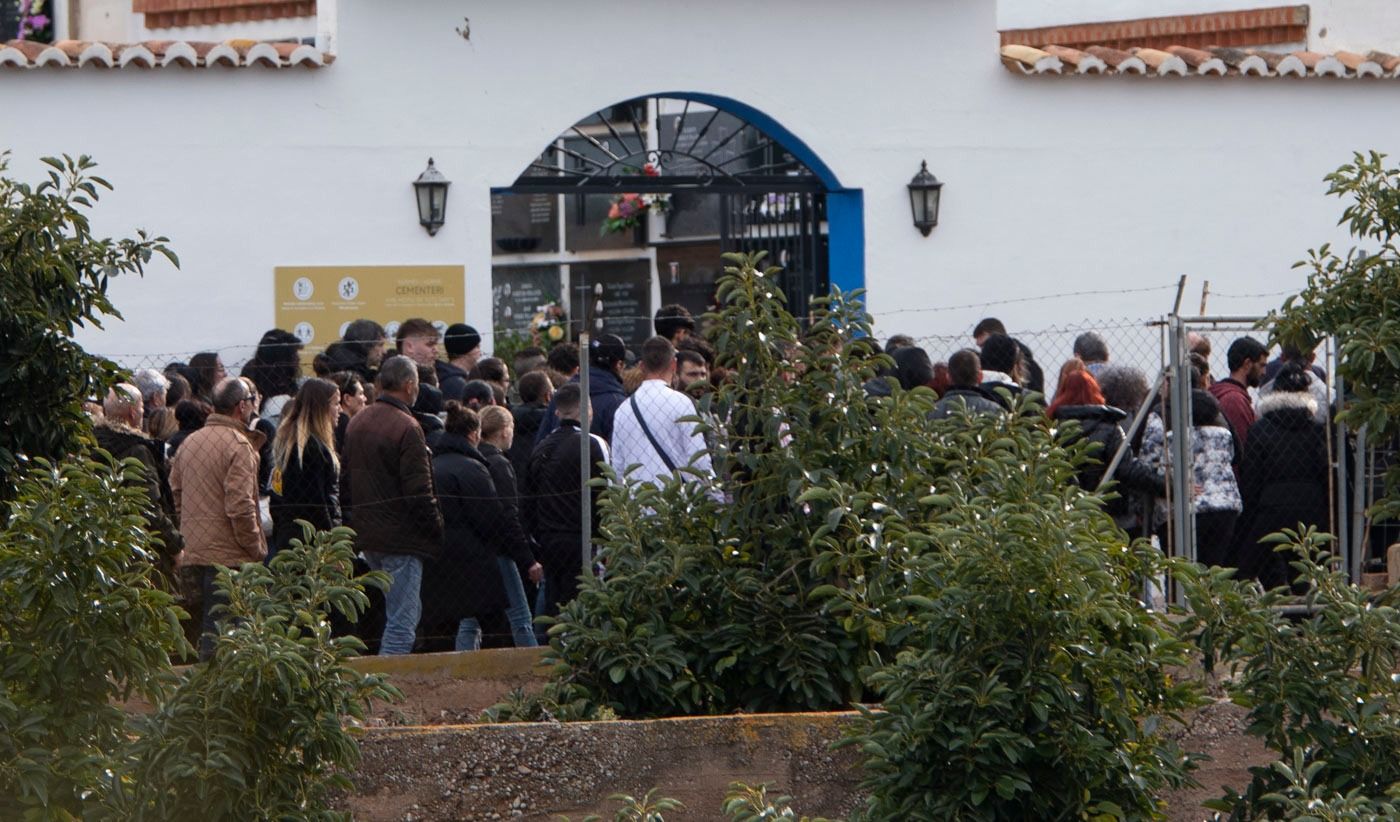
[1049,370,1162,511]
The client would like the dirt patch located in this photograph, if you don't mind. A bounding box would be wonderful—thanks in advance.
[344,712,864,821]
[1163,698,1272,822]
[357,648,550,726]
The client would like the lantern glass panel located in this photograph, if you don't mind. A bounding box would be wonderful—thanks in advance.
[416,184,434,223]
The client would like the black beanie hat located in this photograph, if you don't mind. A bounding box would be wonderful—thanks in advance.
[444,324,481,358]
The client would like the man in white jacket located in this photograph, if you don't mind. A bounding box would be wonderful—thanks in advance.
[611,336,714,486]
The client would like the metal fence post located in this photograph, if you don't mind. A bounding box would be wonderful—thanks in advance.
[578,333,592,579]
[1167,315,1195,599]
[1334,361,1356,582]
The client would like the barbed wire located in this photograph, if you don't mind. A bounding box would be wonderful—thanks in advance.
[863,283,1182,318]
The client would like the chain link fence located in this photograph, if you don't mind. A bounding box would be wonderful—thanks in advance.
[90,307,1386,655]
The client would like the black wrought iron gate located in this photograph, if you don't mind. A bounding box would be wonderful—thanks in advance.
[508,95,832,319]
[719,191,829,320]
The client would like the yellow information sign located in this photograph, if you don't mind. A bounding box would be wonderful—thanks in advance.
[274,265,466,358]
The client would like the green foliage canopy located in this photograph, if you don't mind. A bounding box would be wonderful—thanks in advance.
[496,252,1202,818]
[1272,150,1400,521]
[0,152,176,496]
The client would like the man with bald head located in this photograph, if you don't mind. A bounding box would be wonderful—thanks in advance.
[95,383,182,583]
[170,376,268,659]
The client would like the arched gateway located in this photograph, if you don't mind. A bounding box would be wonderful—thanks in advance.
[489,95,862,347]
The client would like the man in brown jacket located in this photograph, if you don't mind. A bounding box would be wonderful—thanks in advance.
[170,376,267,660]
[95,383,183,586]
[343,354,444,654]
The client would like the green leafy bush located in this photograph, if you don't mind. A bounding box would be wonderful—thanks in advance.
[1183,528,1400,819]
[1271,150,1400,521]
[840,394,1201,820]
[498,252,927,719]
[496,252,1200,819]
[0,455,393,820]
[0,455,188,819]
[0,152,176,498]
[117,525,399,820]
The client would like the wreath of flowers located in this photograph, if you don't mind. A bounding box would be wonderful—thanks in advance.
[601,162,670,236]
[529,300,569,345]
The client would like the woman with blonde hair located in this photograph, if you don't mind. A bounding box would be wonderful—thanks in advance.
[269,377,342,557]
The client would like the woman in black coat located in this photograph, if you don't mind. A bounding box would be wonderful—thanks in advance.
[426,402,526,650]
[269,378,342,557]
[477,406,544,648]
[1235,364,1330,591]
[1048,370,1163,523]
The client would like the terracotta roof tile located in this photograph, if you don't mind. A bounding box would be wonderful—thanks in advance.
[1369,51,1400,73]
[1001,43,1400,78]
[0,38,330,69]
[1085,45,1147,74]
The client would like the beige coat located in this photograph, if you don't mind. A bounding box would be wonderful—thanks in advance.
[170,413,267,567]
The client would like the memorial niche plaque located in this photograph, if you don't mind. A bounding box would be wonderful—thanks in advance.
[492,265,561,338]
[491,192,559,254]
[568,260,652,348]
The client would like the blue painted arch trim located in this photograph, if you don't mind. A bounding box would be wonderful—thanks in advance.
[657,93,864,297]
[498,91,866,295]
[652,91,845,192]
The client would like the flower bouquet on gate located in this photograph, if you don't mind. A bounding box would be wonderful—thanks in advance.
[529,300,569,345]
[600,162,670,235]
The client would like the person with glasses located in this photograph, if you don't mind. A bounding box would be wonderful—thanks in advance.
[169,377,269,660]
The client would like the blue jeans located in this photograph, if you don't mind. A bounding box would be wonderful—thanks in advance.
[455,556,539,651]
[364,552,423,655]
[196,565,229,662]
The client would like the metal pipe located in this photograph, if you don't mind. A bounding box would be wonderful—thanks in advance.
[1168,315,1196,588]
[1174,315,1270,325]
[579,332,592,581]
[1335,365,1356,582]
[1353,424,1370,585]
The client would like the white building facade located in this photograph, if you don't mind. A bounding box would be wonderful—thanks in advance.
[2,0,1398,370]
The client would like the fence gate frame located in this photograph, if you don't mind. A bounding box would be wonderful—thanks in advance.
[1162,314,1355,600]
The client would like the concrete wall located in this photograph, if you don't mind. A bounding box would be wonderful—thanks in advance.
[1,0,1395,366]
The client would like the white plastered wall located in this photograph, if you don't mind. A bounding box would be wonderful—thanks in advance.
[0,0,1393,368]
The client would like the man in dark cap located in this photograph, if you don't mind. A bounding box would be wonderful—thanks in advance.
[653,304,695,345]
[534,332,630,445]
[438,323,481,403]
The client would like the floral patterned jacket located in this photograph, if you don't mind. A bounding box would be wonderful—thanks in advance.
[1142,414,1241,516]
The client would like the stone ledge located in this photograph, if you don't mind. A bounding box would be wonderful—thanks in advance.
[346,711,865,821]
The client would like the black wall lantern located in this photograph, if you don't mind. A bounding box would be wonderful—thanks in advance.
[413,158,450,236]
[907,160,943,236]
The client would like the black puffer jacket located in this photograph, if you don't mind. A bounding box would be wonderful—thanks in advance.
[1235,392,1330,589]
[424,434,510,626]
[478,442,537,574]
[1052,404,1164,517]
[509,403,548,480]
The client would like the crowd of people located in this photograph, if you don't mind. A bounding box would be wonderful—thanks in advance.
[88,306,719,657]
[910,325,1333,590]
[86,306,1334,658]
